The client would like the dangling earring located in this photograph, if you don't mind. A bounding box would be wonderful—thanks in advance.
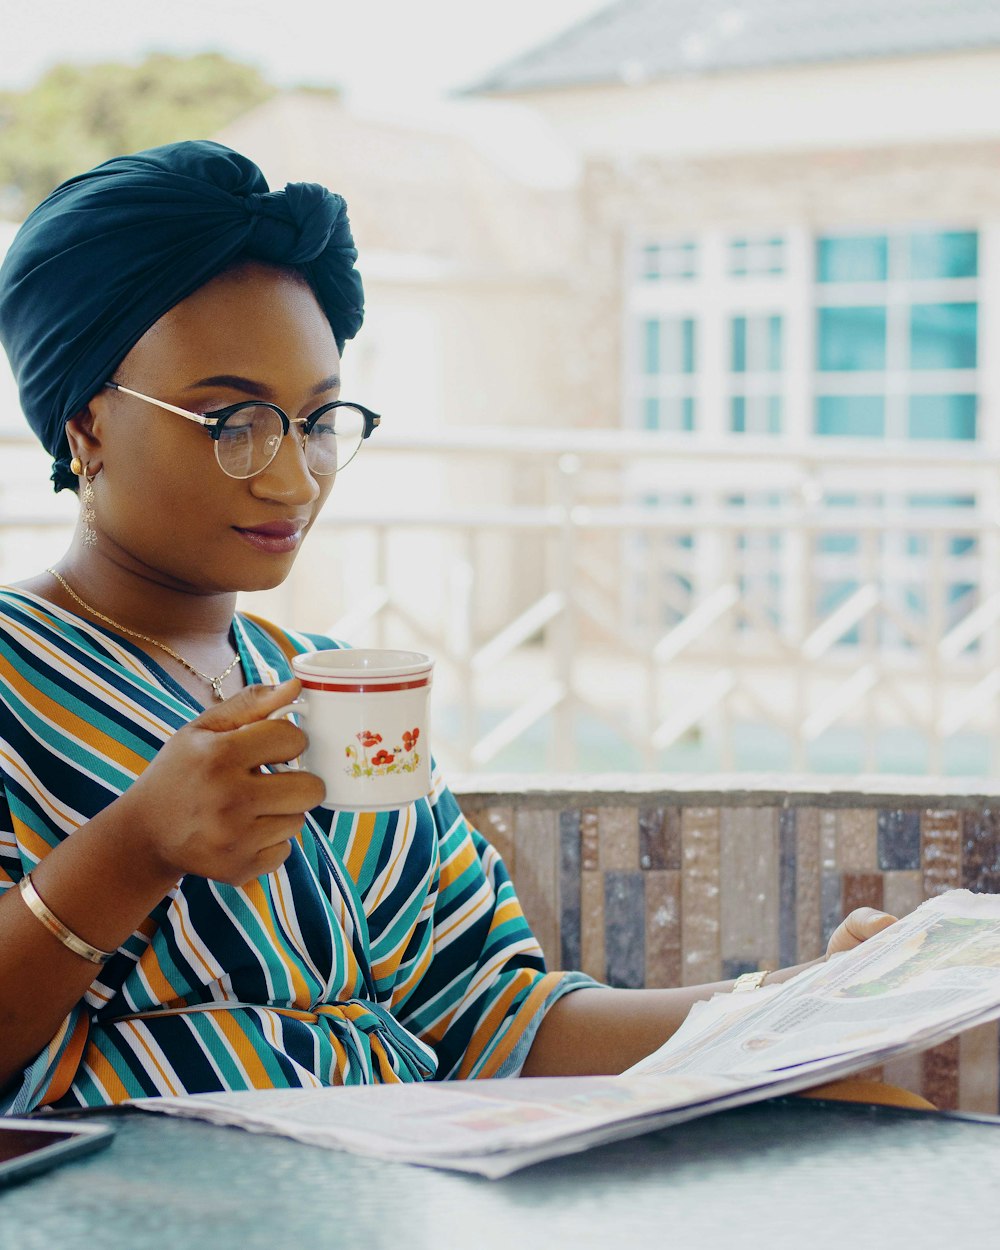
[82,470,97,549]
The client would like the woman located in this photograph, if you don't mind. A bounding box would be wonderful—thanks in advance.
[0,141,893,1112]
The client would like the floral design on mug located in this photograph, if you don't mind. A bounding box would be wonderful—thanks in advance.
[345,727,422,778]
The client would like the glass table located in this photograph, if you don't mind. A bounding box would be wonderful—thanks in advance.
[3,1098,996,1248]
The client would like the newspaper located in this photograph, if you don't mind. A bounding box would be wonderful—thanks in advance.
[135,889,1000,1177]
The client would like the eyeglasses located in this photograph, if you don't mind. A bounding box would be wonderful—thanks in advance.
[103,382,380,480]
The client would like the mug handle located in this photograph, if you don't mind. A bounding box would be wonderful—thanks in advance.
[266,700,308,772]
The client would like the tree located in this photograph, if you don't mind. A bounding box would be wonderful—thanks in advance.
[0,53,303,218]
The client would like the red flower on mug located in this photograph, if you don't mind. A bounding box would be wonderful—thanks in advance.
[402,728,420,752]
[372,749,395,766]
[357,730,382,748]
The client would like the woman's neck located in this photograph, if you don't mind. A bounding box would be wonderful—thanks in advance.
[32,544,239,645]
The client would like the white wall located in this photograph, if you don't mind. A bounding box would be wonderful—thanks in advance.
[500,49,1000,159]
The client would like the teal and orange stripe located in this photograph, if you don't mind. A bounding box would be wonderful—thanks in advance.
[0,590,593,1113]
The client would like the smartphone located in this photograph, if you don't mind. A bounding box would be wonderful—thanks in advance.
[0,1118,114,1188]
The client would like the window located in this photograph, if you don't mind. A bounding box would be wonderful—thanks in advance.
[641,241,697,281]
[730,314,783,434]
[622,226,985,666]
[817,307,886,372]
[816,396,885,438]
[638,316,697,431]
[643,397,695,431]
[909,303,977,370]
[908,231,977,280]
[729,235,785,276]
[644,317,695,374]
[908,394,977,441]
[817,235,888,284]
[814,229,978,440]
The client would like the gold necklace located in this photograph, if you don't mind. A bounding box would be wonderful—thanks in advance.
[46,568,242,702]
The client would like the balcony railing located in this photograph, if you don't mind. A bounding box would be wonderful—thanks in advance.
[2,427,999,776]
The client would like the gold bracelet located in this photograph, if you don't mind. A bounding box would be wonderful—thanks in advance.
[732,969,769,993]
[18,874,114,966]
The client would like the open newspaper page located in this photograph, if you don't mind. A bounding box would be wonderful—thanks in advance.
[135,890,1000,1176]
[135,1073,749,1178]
[627,889,1000,1077]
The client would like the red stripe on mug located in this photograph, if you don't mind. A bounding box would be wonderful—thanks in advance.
[299,675,432,693]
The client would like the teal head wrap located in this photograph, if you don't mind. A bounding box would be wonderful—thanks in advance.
[0,140,365,490]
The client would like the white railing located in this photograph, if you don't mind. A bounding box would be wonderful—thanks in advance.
[3,428,1000,775]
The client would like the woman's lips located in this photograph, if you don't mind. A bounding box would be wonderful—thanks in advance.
[233,520,305,554]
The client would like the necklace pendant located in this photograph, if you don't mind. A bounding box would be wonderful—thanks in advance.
[211,678,226,702]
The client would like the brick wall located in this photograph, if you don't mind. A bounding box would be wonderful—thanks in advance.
[456,780,1000,1111]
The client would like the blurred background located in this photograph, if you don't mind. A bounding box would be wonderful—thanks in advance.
[2,0,1000,779]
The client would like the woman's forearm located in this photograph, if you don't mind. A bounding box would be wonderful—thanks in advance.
[522,958,823,1078]
[0,793,178,1092]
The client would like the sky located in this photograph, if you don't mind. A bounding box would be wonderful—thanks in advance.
[1,0,611,105]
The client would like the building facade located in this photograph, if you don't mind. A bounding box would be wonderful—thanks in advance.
[460,2,1000,772]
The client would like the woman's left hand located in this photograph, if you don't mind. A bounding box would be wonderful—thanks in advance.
[826,907,897,957]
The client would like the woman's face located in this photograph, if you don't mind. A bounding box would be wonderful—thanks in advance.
[75,261,342,594]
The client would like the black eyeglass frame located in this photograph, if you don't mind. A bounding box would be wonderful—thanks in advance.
[103,382,381,476]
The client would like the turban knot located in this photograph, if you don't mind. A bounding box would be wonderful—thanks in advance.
[0,140,365,491]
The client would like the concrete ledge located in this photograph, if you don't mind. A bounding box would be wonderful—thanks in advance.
[450,771,1000,809]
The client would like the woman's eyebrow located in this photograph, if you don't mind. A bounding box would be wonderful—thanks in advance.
[183,374,341,397]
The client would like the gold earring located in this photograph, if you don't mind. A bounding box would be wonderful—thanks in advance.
[70,456,83,477]
[82,471,97,549]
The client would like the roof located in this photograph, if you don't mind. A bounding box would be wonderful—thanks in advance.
[469,0,1000,94]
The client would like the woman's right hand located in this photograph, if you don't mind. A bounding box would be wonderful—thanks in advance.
[117,678,326,887]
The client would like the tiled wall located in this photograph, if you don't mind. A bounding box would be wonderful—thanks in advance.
[455,782,1000,1112]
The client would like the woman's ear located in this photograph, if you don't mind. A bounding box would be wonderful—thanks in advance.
[64,406,103,473]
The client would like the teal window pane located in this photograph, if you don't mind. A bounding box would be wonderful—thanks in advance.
[645,397,695,431]
[732,315,782,372]
[909,231,978,280]
[729,236,785,276]
[732,317,747,372]
[819,533,859,554]
[643,319,659,374]
[641,241,696,281]
[646,318,696,375]
[817,236,888,283]
[767,316,783,370]
[816,396,885,437]
[731,396,782,434]
[906,534,927,557]
[910,302,977,369]
[817,306,887,371]
[907,394,977,440]
[907,493,975,508]
[681,320,695,373]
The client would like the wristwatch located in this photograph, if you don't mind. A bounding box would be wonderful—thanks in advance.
[732,969,769,992]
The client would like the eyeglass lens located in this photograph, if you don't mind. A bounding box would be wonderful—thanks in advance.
[214,405,367,479]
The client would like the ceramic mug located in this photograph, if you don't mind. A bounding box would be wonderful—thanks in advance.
[269,648,433,812]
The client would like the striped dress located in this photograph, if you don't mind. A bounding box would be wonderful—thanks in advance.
[0,589,592,1113]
